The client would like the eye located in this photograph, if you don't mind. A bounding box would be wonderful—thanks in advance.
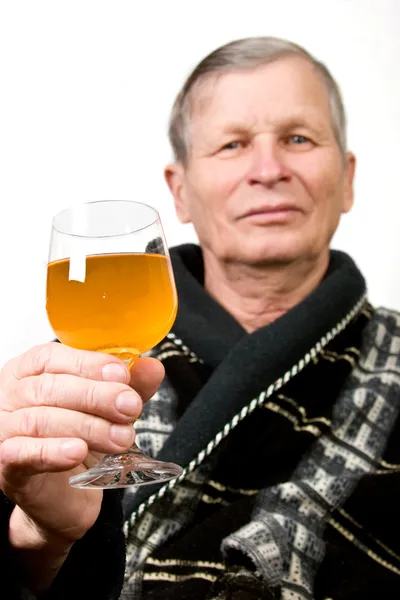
[220,140,243,151]
[288,135,312,145]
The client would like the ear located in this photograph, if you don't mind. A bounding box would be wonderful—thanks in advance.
[342,152,356,214]
[164,163,192,224]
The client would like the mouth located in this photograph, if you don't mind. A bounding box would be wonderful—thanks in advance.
[240,204,302,223]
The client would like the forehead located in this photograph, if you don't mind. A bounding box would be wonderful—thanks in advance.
[189,56,332,133]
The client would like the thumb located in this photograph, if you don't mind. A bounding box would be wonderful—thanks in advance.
[129,357,165,403]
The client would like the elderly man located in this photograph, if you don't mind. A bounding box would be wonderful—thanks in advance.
[1,37,400,600]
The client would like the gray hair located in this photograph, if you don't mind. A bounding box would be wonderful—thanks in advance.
[168,37,347,164]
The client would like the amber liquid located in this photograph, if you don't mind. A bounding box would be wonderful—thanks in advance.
[46,253,177,360]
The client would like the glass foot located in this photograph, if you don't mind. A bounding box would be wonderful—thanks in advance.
[69,448,183,489]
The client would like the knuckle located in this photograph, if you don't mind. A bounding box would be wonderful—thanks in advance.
[0,437,17,465]
[0,346,55,411]
[84,382,98,413]
[35,439,49,467]
[10,437,34,466]
[19,407,40,437]
[0,412,10,442]
[16,376,33,405]
[0,357,15,382]
[0,367,13,406]
[23,343,54,377]
[0,356,26,401]
[72,350,87,378]
[33,343,55,374]
[16,406,53,439]
[0,438,46,473]
[83,414,102,443]
[37,373,58,405]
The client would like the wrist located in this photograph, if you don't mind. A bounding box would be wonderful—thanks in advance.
[10,505,74,553]
[9,506,74,593]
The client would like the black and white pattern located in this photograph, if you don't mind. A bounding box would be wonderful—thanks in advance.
[122,307,400,599]
[122,343,207,598]
[118,246,400,599]
[122,310,400,600]
[122,464,212,599]
[221,308,400,599]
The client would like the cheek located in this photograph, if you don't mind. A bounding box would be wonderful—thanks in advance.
[300,160,344,213]
[303,171,347,247]
[205,164,243,200]
[189,164,242,218]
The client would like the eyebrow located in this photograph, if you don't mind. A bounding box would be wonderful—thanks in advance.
[217,112,328,136]
[218,124,252,136]
[279,114,328,132]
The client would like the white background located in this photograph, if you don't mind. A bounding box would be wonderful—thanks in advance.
[0,0,399,366]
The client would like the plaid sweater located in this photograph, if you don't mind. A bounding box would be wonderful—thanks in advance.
[2,244,400,600]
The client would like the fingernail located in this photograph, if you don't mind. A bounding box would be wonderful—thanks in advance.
[115,391,140,417]
[110,424,134,447]
[102,363,128,382]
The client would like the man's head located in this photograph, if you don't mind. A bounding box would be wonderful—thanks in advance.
[165,37,355,268]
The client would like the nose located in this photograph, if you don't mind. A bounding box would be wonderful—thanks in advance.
[246,137,291,187]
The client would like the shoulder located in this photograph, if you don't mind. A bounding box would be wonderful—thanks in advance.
[371,307,400,341]
[374,306,400,324]
[363,306,400,341]
[358,305,400,374]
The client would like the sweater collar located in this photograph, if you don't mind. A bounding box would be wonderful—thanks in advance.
[170,243,367,369]
[170,244,244,368]
[126,244,368,516]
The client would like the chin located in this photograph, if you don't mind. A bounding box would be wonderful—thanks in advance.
[231,239,306,266]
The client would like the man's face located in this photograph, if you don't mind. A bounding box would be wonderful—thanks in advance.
[165,56,355,267]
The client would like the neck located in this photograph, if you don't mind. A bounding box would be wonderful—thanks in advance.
[203,250,330,333]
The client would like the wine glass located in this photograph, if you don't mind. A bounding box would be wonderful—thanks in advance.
[46,200,183,489]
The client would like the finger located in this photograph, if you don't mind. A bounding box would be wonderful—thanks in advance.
[8,343,130,384]
[0,437,88,478]
[7,373,142,423]
[2,407,135,454]
[129,357,165,403]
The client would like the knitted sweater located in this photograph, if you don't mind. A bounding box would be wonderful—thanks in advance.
[2,244,400,600]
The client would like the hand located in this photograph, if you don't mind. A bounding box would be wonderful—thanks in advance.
[0,342,164,549]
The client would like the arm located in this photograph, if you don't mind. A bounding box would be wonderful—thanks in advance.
[0,344,164,598]
[1,490,126,600]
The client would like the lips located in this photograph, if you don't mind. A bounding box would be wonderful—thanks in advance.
[241,204,301,218]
